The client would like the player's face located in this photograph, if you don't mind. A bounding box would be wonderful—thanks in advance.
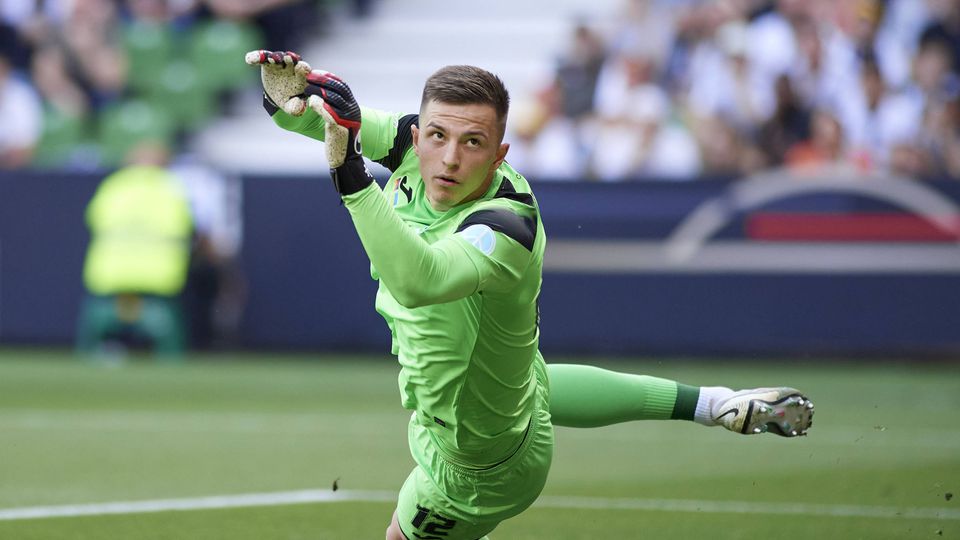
[412,100,509,211]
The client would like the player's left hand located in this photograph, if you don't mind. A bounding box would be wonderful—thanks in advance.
[247,50,370,195]
[244,50,312,116]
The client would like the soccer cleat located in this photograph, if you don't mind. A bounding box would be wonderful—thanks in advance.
[713,387,813,437]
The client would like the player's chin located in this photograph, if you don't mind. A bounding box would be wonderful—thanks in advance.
[427,189,460,210]
[429,182,459,198]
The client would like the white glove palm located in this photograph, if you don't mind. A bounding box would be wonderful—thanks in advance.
[246,50,369,194]
[308,94,349,168]
[244,50,312,116]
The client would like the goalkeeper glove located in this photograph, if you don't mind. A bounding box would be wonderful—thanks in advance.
[246,50,372,196]
[244,50,312,116]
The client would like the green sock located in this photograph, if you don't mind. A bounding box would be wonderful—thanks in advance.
[546,364,700,428]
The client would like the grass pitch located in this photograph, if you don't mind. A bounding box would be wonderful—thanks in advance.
[0,349,957,539]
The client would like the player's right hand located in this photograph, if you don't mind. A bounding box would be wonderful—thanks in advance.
[244,50,313,116]
[305,70,362,169]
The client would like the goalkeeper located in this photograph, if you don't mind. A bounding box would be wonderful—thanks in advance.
[246,50,814,540]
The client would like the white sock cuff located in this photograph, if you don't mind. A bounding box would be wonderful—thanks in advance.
[694,386,733,426]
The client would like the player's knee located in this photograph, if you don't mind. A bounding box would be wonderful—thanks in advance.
[386,511,408,540]
[385,523,406,540]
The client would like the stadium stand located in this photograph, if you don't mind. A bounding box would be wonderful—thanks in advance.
[6,0,959,180]
[195,0,623,174]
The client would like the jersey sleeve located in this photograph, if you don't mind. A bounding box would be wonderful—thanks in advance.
[341,184,534,308]
[451,205,536,293]
[269,104,417,169]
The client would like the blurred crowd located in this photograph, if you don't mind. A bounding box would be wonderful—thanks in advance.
[0,0,331,354]
[4,0,959,182]
[0,0,327,170]
[510,0,960,181]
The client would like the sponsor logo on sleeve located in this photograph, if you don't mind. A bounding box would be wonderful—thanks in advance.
[458,224,496,255]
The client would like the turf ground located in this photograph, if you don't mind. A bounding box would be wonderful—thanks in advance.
[0,348,957,539]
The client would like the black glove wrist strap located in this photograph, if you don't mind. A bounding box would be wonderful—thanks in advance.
[331,156,374,196]
[262,93,280,116]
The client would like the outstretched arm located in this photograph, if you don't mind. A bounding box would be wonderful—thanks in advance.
[341,182,534,308]
[246,52,531,307]
[301,77,532,307]
[245,50,406,164]
[343,183,483,308]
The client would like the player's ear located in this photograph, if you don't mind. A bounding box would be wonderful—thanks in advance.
[493,142,509,168]
[486,142,508,178]
[411,124,420,156]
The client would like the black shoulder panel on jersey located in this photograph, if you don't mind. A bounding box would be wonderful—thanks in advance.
[493,177,535,206]
[375,114,419,172]
[457,208,536,252]
[262,93,280,116]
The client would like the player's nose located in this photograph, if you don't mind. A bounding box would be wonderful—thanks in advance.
[442,143,460,169]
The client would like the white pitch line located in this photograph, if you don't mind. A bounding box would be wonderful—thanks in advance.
[0,490,396,521]
[0,490,957,522]
[534,496,960,521]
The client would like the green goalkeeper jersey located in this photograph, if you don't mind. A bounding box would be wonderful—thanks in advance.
[274,106,546,468]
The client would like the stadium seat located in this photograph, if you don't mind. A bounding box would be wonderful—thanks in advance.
[97,99,174,166]
[32,107,89,168]
[189,20,263,92]
[147,60,216,131]
[123,20,177,93]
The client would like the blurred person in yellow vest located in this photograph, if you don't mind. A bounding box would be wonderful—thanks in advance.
[76,140,193,359]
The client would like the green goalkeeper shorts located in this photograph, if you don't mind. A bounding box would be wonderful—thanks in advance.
[396,358,554,540]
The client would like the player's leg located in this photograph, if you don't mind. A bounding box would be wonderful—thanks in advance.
[546,363,813,436]
[138,296,185,359]
[392,361,553,539]
[388,511,488,540]
[75,295,118,356]
[392,465,498,540]
[386,510,403,539]
[386,510,407,540]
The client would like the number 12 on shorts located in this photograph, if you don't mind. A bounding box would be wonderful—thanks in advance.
[410,504,457,539]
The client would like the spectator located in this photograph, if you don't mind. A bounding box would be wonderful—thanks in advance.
[123,0,181,24]
[917,0,960,75]
[27,0,127,116]
[684,19,769,175]
[747,0,807,82]
[695,114,764,175]
[76,141,194,359]
[0,49,42,168]
[836,0,913,89]
[908,93,960,178]
[912,38,957,103]
[507,22,609,181]
[757,73,811,167]
[556,23,606,121]
[594,39,661,122]
[5,0,957,180]
[838,57,924,171]
[687,19,775,131]
[785,108,858,173]
[29,45,91,117]
[1,0,71,69]
[171,154,247,349]
[200,0,323,52]
[507,78,588,181]
[787,15,858,112]
[591,81,700,180]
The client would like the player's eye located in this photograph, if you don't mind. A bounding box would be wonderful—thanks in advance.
[431,131,444,141]
[466,138,481,147]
